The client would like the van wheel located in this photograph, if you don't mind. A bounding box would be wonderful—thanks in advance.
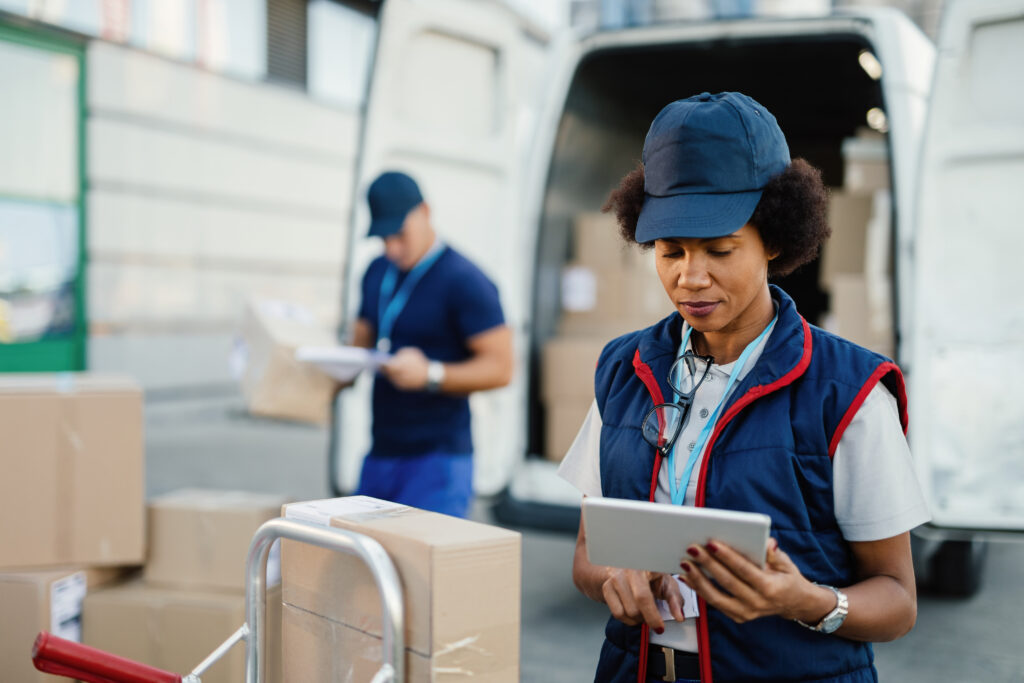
[928,539,987,597]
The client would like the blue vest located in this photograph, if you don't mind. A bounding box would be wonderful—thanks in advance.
[592,286,907,683]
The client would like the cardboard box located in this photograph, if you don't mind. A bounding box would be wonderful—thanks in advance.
[557,263,673,337]
[829,273,894,358]
[573,212,649,271]
[842,133,890,194]
[540,336,606,403]
[544,399,593,463]
[821,191,872,286]
[283,603,441,682]
[239,299,337,425]
[0,566,135,683]
[281,497,520,681]
[0,374,145,569]
[83,580,283,683]
[145,489,289,592]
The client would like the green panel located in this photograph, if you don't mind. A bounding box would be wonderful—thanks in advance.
[0,20,86,372]
[0,338,83,372]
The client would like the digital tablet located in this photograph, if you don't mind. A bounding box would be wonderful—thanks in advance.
[582,497,772,572]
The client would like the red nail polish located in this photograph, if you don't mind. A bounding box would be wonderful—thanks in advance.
[655,627,664,635]
[680,563,691,573]
[707,542,719,554]
[687,547,699,558]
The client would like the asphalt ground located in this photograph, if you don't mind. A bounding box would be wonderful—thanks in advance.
[146,401,1024,681]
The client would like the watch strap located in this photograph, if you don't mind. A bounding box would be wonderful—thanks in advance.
[425,360,445,392]
[795,584,848,634]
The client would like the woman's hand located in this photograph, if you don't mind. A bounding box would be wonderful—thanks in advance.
[677,538,835,625]
[573,513,685,633]
[601,569,686,632]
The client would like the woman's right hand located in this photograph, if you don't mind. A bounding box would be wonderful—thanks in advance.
[601,568,685,632]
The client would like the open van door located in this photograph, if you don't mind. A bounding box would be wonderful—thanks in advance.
[909,0,1024,590]
[330,0,552,497]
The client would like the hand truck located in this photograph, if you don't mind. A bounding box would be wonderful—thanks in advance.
[31,517,405,683]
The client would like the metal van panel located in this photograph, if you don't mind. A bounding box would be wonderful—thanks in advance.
[911,0,1024,529]
[339,0,551,495]
[559,12,933,368]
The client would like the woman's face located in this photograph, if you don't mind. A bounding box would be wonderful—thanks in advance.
[654,224,776,338]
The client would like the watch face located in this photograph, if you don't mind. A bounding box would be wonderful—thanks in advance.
[820,612,845,633]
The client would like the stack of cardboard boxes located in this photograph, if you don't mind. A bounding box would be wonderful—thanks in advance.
[821,130,895,358]
[541,212,674,461]
[0,377,291,681]
[83,489,289,683]
[0,374,145,683]
[280,496,522,682]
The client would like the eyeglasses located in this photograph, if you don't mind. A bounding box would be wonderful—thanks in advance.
[641,351,714,455]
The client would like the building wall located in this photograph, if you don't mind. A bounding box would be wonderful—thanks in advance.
[86,41,359,394]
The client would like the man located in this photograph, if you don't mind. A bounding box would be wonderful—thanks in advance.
[348,171,513,518]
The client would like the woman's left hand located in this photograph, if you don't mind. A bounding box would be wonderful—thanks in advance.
[678,538,831,624]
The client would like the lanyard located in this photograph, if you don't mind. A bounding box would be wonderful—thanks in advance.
[668,312,778,506]
[376,241,445,352]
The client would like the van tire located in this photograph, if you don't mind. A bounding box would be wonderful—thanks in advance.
[927,539,987,597]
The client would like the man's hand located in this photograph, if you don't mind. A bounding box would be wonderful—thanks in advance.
[602,568,685,632]
[382,346,431,391]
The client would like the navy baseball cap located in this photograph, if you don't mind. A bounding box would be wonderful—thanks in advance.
[635,92,790,243]
[366,171,424,238]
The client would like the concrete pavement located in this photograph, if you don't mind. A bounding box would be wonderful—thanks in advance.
[145,401,1024,681]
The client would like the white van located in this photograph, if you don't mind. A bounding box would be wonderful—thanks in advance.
[331,0,1024,595]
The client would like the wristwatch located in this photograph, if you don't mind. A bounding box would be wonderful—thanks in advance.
[795,584,848,634]
[425,361,445,393]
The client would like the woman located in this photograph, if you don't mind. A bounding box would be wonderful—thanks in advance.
[557,92,930,683]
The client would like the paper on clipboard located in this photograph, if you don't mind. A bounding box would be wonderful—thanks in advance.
[295,345,391,382]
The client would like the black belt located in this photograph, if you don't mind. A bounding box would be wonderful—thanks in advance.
[647,644,701,681]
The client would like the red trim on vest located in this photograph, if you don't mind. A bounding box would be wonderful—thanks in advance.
[827,361,908,458]
[632,348,664,683]
[691,316,814,683]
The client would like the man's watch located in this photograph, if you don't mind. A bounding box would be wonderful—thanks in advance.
[425,361,445,393]
[795,584,848,634]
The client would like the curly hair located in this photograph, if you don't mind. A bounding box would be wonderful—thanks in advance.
[602,159,830,278]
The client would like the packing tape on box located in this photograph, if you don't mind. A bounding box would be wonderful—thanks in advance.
[284,496,416,526]
[284,600,518,674]
[56,416,83,564]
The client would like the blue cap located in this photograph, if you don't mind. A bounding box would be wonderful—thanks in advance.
[636,92,790,242]
[367,171,424,238]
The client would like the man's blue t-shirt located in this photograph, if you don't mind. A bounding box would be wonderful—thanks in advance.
[358,245,505,457]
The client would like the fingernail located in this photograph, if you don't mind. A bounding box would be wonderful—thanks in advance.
[707,541,719,554]
[680,563,691,573]
[654,627,664,634]
[686,546,699,558]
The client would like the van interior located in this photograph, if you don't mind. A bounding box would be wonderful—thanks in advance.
[531,32,895,460]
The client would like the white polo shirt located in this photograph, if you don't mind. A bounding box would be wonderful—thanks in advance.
[557,321,931,652]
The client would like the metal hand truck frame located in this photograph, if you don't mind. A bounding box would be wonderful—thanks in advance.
[31,518,405,683]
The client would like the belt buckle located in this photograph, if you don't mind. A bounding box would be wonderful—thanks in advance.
[661,646,676,682]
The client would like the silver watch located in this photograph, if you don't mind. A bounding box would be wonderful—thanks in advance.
[425,360,445,392]
[795,584,848,634]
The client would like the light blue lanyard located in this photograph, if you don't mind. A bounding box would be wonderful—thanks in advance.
[668,312,778,506]
[376,241,446,352]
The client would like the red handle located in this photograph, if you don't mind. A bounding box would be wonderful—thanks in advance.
[32,631,182,683]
